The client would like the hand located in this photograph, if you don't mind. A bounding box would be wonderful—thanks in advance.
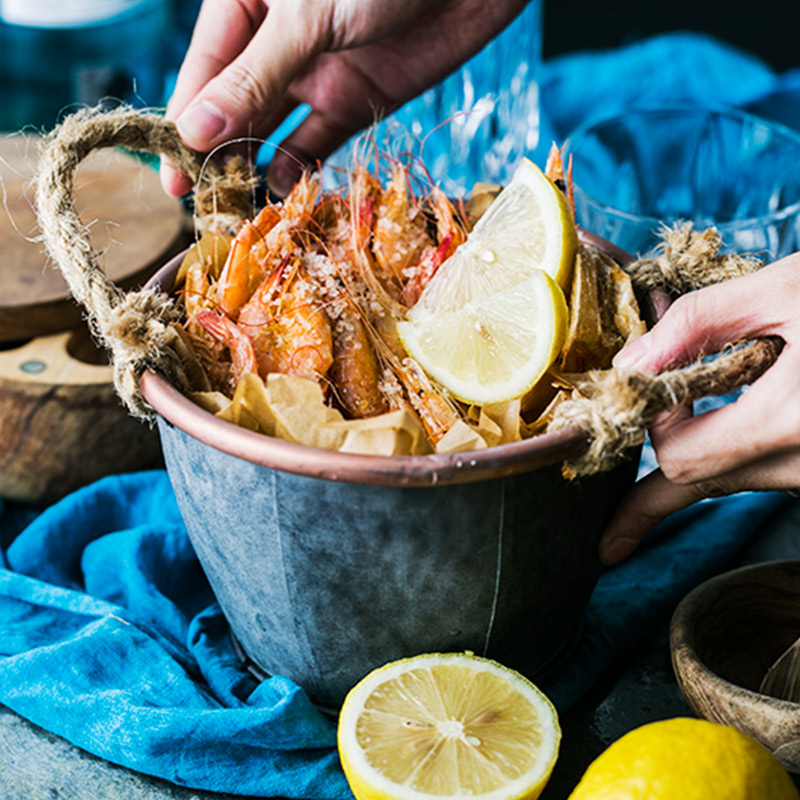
[161,0,527,197]
[599,252,800,566]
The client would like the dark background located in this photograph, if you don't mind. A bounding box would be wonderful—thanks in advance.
[543,2,796,72]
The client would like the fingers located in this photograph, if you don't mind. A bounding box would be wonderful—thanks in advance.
[600,448,800,566]
[267,108,356,195]
[173,2,322,152]
[600,346,800,566]
[167,0,267,122]
[598,469,710,565]
[160,0,267,196]
[651,344,800,483]
[160,0,321,194]
[613,254,800,373]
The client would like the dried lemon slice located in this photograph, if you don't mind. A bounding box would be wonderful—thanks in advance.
[337,652,561,800]
[398,158,575,404]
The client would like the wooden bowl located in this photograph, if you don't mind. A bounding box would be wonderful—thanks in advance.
[670,560,800,772]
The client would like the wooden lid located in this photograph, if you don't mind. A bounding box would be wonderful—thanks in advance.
[0,135,187,341]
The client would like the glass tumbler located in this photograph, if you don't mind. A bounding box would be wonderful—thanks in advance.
[565,107,800,259]
[317,1,547,195]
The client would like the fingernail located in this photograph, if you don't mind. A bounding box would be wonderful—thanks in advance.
[599,536,639,566]
[176,100,227,145]
[613,333,650,369]
[267,160,299,198]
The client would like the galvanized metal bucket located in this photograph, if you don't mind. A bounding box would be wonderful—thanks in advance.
[140,231,639,709]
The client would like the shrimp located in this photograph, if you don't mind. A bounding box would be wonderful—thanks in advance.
[215,174,320,318]
[354,303,460,443]
[196,310,259,389]
[182,259,228,382]
[373,164,432,285]
[391,357,460,444]
[400,231,455,308]
[399,187,467,307]
[237,257,334,383]
[429,186,467,259]
[302,251,389,418]
[216,205,280,317]
[544,142,575,219]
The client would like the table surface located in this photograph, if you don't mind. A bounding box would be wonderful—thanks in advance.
[2,499,799,800]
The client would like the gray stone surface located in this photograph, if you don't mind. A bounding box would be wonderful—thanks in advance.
[0,704,249,800]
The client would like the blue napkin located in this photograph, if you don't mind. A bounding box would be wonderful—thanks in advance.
[1,30,798,799]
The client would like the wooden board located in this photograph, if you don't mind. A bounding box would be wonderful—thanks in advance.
[0,135,187,341]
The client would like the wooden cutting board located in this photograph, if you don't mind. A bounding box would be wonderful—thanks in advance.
[0,135,187,341]
[0,135,187,503]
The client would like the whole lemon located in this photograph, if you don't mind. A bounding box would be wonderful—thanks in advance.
[568,718,799,800]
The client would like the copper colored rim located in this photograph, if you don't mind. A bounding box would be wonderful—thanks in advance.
[139,229,625,487]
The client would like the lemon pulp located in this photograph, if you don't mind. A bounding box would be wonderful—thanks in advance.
[338,653,561,800]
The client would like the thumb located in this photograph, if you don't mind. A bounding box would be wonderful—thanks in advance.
[174,3,324,152]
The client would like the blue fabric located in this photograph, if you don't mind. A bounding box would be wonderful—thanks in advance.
[1,30,799,798]
[542,32,779,142]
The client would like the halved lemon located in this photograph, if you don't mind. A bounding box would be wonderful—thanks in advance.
[337,652,561,800]
[398,159,575,404]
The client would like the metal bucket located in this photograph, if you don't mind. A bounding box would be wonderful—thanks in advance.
[140,232,639,709]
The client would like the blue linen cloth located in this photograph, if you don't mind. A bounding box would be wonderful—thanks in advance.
[1,30,799,798]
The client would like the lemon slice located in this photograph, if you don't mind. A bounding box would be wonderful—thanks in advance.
[397,158,575,404]
[398,270,567,404]
[337,652,561,800]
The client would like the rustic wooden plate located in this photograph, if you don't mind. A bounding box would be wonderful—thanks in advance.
[0,135,186,341]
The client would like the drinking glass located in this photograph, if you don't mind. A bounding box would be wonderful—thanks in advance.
[565,107,800,259]
[316,0,548,194]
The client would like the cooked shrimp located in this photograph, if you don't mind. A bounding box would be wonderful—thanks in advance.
[430,186,467,259]
[400,187,467,307]
[356,307,460,443]
[216,176,319,318]
[400,231,455,307]
[216,217,270,317]
[544,142,575,219]
[392,357,460,444]
[373,164,432,285]
[302,251,389,418]
[330,308,389,418]
[196,310,259,388]
[238,258,334,383]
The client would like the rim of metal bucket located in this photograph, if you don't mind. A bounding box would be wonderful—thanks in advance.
[139,229,631,487]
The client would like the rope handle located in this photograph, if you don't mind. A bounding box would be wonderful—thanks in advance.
[34,107,255,418]
[548,224,781,477]
[551,337,781,478]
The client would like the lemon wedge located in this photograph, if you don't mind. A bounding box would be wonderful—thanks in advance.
[337,652,561,800]
[399,270,568,405]
[398,159,575,404]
